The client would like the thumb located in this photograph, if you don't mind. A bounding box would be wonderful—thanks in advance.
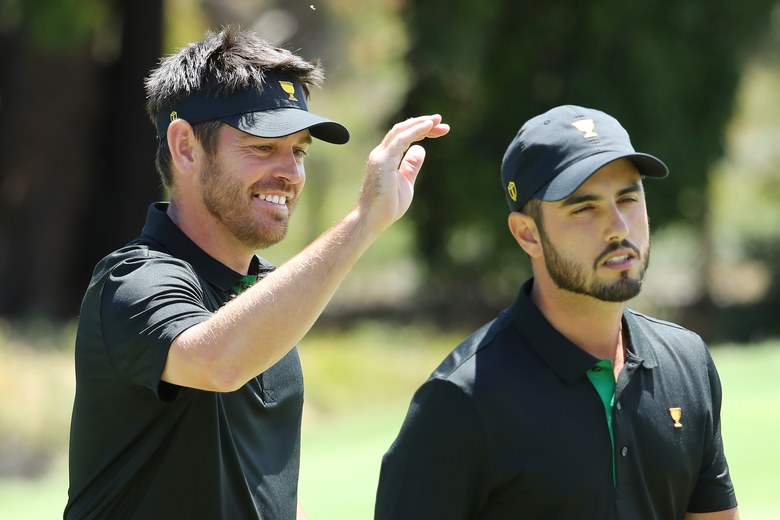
[399,144,427,183]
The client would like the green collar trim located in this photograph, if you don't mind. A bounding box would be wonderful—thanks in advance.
[586,359,616,486]
[231,274,258,295]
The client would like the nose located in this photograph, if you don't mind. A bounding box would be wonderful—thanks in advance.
[605,204,630,243]
[272,150,305,185]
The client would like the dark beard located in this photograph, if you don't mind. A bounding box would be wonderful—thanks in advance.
[541,231,649,302]
[201,157,291,250]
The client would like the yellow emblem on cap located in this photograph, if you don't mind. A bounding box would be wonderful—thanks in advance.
[279,81,298,101]
[169,111,178,122]
[507,181,517,202]
[572,118,598,138]
[669,407,683,428]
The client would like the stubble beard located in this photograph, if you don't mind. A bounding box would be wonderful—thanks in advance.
[540,229,650,303]
[201,156,292,251]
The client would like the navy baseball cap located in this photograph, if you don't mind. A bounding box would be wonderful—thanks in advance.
[154,71,350,145]
[501,105,668,212]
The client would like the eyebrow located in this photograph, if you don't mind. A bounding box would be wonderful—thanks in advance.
[559,182,642,208]
[239,133,313,146]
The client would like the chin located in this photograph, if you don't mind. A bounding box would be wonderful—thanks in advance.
[250,229,289,250]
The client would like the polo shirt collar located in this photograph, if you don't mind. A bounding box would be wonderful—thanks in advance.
[622,310,659,369]
[505,279,656,383]
[139,202,275,292]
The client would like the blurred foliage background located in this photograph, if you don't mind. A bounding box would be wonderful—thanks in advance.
[0,0,778,338]
[1,0,779,518]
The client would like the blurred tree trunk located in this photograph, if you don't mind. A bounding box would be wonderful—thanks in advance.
[0,26,98,319]
[0,0,163,320]
[76,0,164,306]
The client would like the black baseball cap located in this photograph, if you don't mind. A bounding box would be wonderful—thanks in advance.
[501,105,668,212]
[154,71,350,145]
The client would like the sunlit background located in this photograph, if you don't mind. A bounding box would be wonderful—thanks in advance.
[1,0,779,518]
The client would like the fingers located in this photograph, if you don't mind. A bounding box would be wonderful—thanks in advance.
[366,115,449,176]
[419,114,450,139]
[409,114,450,139]
[357,114,449,230]
[426,123,451,138]
[380,115,450,158]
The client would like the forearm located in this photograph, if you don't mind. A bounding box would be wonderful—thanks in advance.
[162,114,448,391]
[165,207,377,390]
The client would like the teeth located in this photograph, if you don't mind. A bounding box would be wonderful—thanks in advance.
[605,255,629,265]
[258,194,287,205]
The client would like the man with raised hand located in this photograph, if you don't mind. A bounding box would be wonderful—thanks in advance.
[65,26,448,519]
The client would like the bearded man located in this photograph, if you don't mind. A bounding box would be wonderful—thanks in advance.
[374,105,738,520]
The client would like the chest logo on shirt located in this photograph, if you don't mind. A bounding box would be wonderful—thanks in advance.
[669,407,683,428]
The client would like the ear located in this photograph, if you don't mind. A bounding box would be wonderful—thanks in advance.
[508,211,543,258]
[167,118,204,178]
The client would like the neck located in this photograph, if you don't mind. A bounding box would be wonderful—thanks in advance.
[167,199,254,274]
[530,275,625,362]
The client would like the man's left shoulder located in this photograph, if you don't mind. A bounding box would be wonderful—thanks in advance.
[625,308,708,350]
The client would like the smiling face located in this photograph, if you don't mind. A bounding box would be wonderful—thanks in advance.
[200,125,311,250]
[535,158,651,302]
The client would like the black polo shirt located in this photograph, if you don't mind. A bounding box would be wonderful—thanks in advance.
[375,279,736,520]
[65,202,304,519]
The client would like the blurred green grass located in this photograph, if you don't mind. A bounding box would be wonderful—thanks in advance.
[298,335,780,520]
[0,323,778,519]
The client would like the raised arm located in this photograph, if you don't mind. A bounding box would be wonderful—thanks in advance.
[162,115,449,391]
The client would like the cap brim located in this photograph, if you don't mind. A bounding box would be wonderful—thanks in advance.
[221,108,350,145]
[535,151,669,202]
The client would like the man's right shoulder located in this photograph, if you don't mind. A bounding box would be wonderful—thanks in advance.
[429,311,513,384]
[88,243,191,288]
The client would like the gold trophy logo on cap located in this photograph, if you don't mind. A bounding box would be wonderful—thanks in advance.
[669,407,683,428]
[278,81,298,101]
[507,181,517,202]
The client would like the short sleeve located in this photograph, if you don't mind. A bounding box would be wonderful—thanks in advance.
[99,254,214,396]
[687,349,738,513]
[375,378,489,520]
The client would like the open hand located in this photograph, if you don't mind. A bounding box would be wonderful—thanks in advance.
[358,114,450,231]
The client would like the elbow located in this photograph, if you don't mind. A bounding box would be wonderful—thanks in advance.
[196,344,252,392]
[206,364,247,393]
[166,333,251,393]
[199,340,265,392]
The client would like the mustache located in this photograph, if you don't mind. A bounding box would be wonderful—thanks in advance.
[250,179,296,197]
[593,240,641,269]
